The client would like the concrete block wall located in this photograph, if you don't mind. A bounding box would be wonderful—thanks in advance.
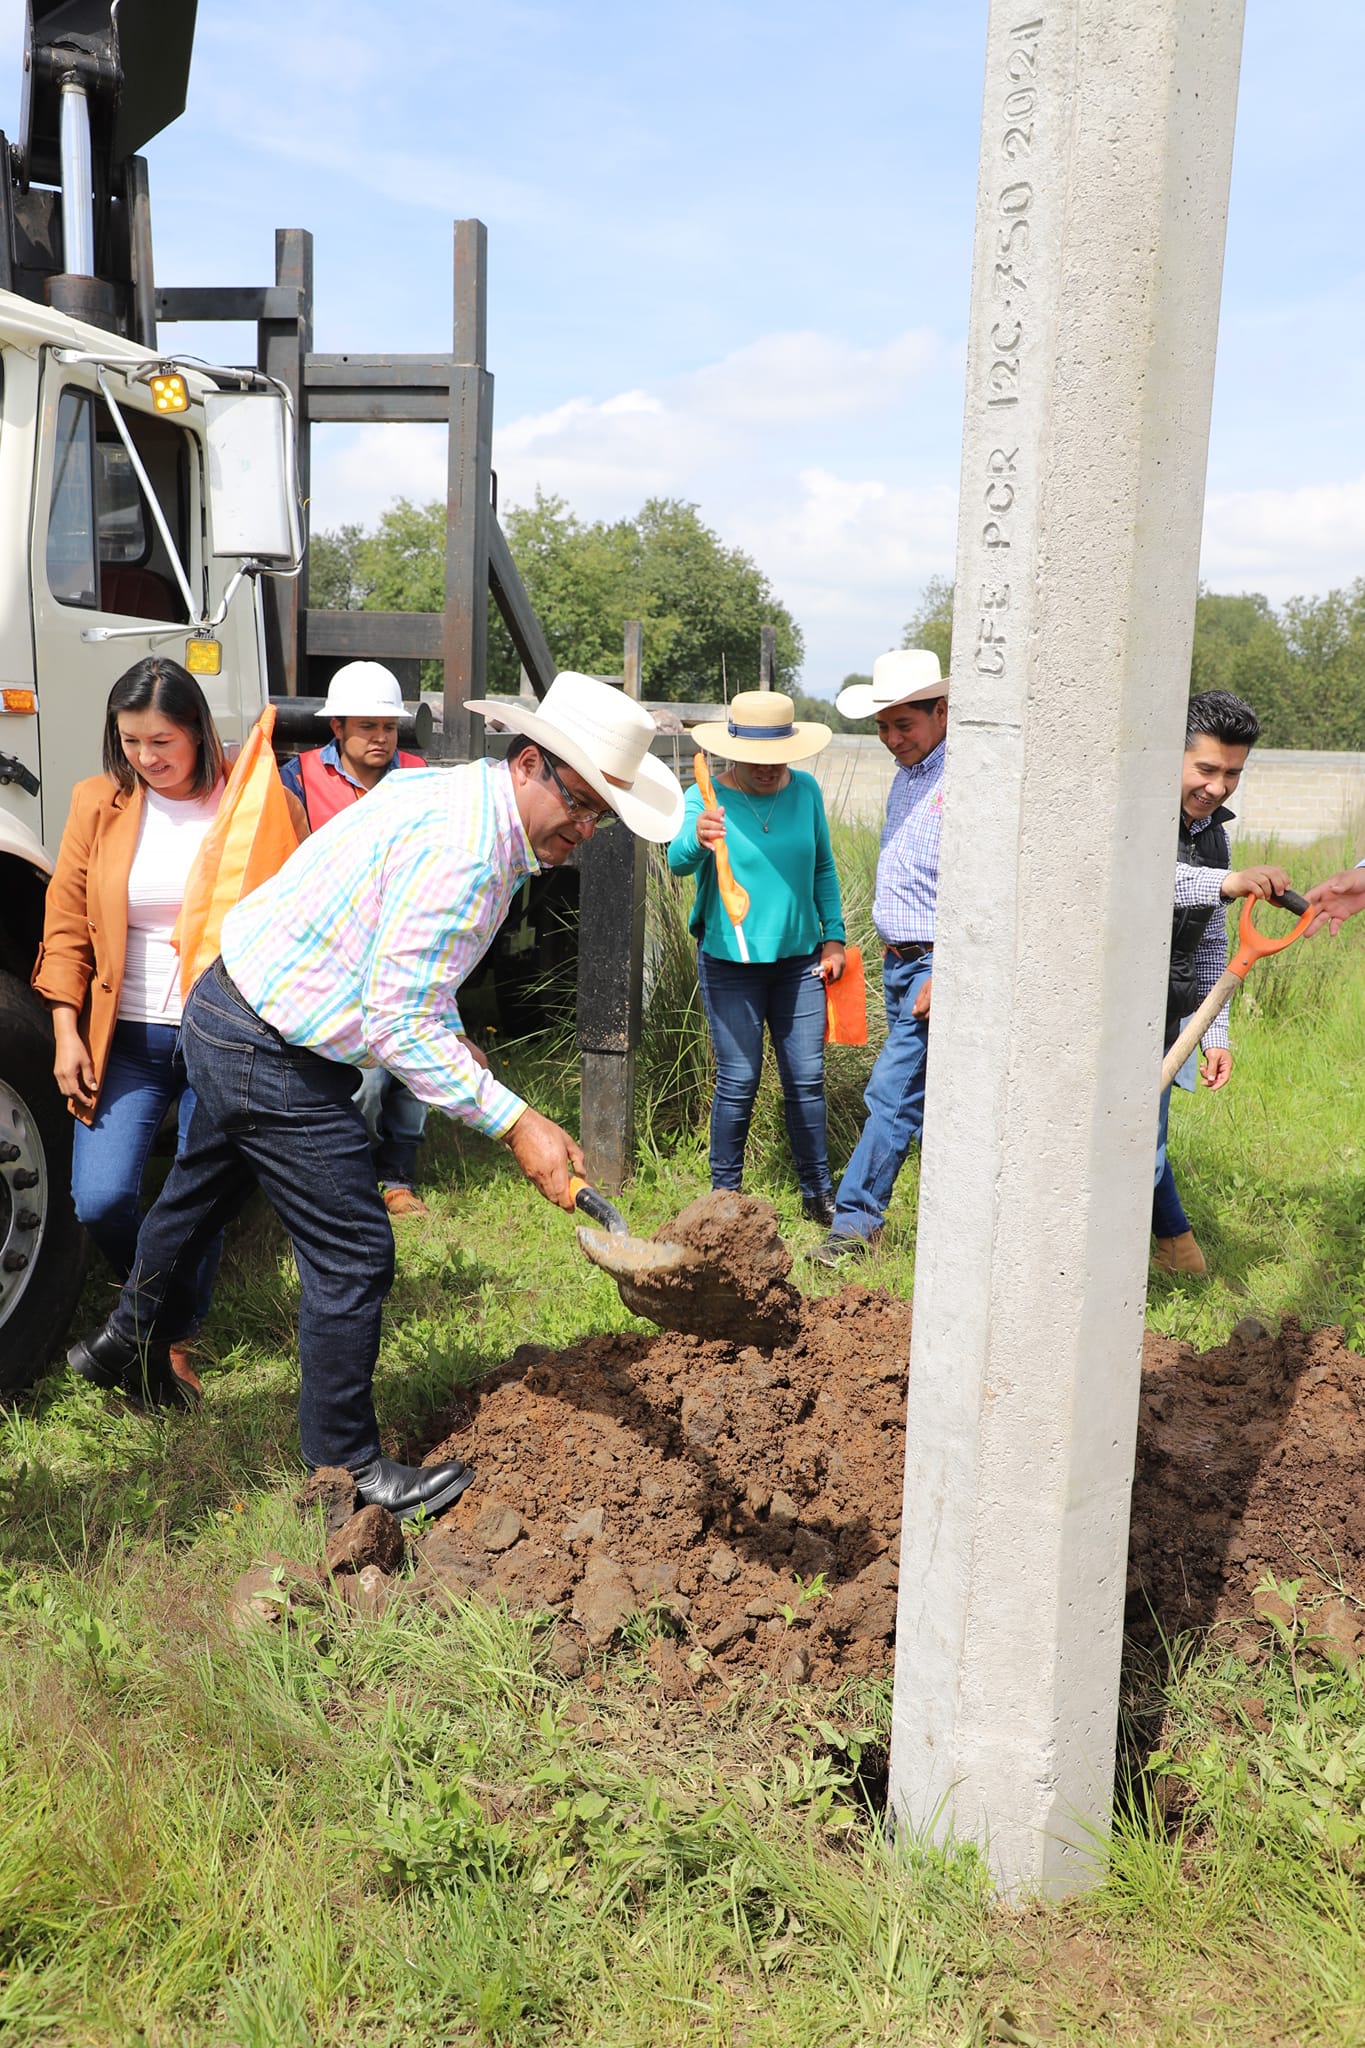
[809,739,1365,847]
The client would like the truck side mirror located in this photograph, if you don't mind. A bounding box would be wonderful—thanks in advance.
[204,391,300,561]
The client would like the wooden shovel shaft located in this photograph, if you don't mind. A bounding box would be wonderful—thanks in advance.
[1159,968,1240,1090]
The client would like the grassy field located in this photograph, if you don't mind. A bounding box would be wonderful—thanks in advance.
[3,825,1365,2044]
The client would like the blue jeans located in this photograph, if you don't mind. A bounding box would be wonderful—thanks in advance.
[696,948,831,1200]
[1152,1081,1192,1238]
[354,1066,428,1189]
[71,1020,221,1337]
[108,960,395,1470]
[831,950,932,1241]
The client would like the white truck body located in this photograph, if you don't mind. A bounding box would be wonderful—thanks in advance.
[0,288,289,1374]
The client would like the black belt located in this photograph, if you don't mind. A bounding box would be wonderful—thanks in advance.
[882,940,933,962]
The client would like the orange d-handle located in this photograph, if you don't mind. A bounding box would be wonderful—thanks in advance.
[692,753,751,929]
[1227,887,1314,977]
[1159,887,1313,1090]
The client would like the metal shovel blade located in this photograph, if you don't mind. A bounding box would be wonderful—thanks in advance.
[575,1224,702,1283]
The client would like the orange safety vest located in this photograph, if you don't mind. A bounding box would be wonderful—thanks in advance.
[298,746,425,828]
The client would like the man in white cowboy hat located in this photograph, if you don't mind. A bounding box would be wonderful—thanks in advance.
[813,647,949,1266]
[279,661,435,1217]
[68,673,684,1522]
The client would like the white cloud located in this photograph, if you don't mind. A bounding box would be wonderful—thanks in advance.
[307,324,957,685]
[1201,477,1365,600]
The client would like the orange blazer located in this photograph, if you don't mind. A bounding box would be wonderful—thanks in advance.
[32,774,308,1125]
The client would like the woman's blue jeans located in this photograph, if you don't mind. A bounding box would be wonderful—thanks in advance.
[70,1019,222,1336]
[696,947,831,1199]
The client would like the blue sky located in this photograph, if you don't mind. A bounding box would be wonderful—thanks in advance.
[3,1,1362,693]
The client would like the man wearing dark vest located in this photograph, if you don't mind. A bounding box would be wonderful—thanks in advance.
[280,662,432,1216]
[1157,691,1290,1275]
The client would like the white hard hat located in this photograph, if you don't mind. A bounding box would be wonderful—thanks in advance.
[318,662,405,719]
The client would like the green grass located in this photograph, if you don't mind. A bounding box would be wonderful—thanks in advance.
[3,821,1365,2042]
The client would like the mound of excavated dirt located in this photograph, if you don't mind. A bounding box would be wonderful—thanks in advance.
[420,1285,906,1686]
[1128,1318,1365,1647]
[411,1294,1365,1687]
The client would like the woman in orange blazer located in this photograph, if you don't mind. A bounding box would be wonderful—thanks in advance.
[34,657,305,1402]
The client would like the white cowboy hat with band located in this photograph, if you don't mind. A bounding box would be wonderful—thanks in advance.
[466,672,685,842]
[690,690,832,765]
[318,661,408,720]
[835,648,949,722]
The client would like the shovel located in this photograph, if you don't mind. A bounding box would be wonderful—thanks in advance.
[693,752,751,962]
[569,1176,701,1284]
[1159,887,1313,1090]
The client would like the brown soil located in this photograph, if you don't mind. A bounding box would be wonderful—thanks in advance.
[1129,1317,1365,1644]
[585,1189,802,1347]
[415,1248,1365,1685]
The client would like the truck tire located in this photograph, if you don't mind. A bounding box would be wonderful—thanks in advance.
[0,971,88,1392]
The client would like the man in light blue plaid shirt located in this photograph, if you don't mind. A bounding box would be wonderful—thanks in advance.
[816,649,949,1264]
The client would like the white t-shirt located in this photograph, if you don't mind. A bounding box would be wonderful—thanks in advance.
[118,782,224,1024]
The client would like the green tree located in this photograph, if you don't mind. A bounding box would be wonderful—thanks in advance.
[902,574,954,669]
[314,492,803,703]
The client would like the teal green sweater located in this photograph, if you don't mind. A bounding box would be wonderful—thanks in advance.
[666,769,846,963]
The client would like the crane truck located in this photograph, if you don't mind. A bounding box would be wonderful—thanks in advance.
[0,0,305,1382]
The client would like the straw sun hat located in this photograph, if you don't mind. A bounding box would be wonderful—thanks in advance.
[690,690,832,765]
[465,671,684,842]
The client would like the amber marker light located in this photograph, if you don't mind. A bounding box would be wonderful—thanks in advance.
[1,688,36,713]
[185,639,222,676]
[150,372,189,413]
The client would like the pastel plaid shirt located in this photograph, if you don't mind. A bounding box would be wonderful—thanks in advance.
[872,740,945,945]
[220,758,535,1135]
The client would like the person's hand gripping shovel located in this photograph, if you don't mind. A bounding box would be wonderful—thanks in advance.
[693,753,750,961]
[1160,887,1314,1090]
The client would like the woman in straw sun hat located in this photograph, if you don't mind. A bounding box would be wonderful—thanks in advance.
[668,690,846,1223]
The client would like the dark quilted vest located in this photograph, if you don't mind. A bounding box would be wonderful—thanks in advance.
[1168,807,1232,1033]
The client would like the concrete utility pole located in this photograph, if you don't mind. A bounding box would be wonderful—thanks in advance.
[889,0,1246,1897]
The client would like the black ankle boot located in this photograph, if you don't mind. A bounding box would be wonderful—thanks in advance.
[801,1191,836,1227]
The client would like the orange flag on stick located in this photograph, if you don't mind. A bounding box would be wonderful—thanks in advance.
[174,703,302,999]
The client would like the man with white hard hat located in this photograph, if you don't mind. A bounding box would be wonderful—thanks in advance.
[814,648,948,1266]
[280,662,432,1216]
[69,675,685,1522]
[278,661,426,826]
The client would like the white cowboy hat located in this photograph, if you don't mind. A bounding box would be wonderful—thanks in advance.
[466,672,685,842]
[318,661,406,720]
[835,648,949,721]
[690,690,832,765]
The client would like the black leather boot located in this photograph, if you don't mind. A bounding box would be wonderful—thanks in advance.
[351,1455,475,1522]
[68,1323,199,1411]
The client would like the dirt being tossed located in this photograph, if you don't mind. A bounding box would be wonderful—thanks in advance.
[582,1190,802,1348]
[406,1279,1365,1687]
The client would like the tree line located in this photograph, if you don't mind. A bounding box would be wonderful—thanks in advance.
[314,501,1365,749]
[895,576,1365,750]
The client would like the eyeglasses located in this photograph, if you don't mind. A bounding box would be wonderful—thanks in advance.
[541,753,616,830]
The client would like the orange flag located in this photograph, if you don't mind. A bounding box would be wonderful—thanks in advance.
[174,703,302,999]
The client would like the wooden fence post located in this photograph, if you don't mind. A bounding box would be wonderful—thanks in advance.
[576,620,648,1189]
[444,219,493,761]
[257,227,313,694]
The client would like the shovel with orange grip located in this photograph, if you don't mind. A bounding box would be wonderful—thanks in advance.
[1159,887,1313,1090]
[692,752,751,962]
